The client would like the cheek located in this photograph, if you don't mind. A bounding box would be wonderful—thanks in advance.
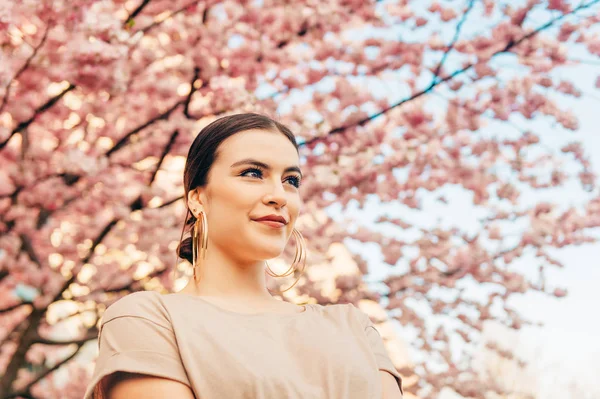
[205,201,246,232]
[289,197,302,219]
[215,185,253,211]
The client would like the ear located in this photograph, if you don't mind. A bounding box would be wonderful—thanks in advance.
[187,188,203,214]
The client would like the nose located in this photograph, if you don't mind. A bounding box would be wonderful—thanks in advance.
[262,180,287,208]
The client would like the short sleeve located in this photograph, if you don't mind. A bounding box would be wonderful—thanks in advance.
[83,292,190,399]
[351,305,403,395]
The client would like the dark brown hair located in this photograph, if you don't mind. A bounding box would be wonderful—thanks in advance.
[175,113,299,265]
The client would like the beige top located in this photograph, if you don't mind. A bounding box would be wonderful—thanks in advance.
[84,291,403,399]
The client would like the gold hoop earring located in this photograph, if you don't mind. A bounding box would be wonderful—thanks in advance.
[190,212,307,293]
[192,210,208,283]
[265,228,307,295]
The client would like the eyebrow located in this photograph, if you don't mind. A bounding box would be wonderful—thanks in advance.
[230,158,303,178]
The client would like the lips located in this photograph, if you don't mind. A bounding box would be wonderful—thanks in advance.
[254,220,286,228]
[252,215,288,224]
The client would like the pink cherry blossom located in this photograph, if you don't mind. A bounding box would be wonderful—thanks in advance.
[0,1,599,398]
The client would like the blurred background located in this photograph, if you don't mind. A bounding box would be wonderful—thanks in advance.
[0,1,599,398]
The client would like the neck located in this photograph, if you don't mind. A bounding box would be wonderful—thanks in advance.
[181,241,276,301]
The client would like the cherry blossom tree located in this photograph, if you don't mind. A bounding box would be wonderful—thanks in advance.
[1,0,599,398]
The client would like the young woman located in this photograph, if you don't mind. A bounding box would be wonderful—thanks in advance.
[84,113,404,399]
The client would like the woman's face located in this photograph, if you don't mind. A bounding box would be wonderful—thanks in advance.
[188,129,303,263]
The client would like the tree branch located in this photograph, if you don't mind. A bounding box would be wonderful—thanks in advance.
[0,173,80,201]
[0,270,8,283]
[157,195,183,208]
[19,233,42,270]
[0,83,76,150]
[0,310,44,397]
[50,123,185,319]
[300,0,600,148]
[6,339,90,398]
[0,28,49,114]
[183,67,201,119]
[150,130,179,185]
[5,391,37,399]
[104,101,182,157]
[139,0,203,34]
[105,63,204,157]
[0,11,311,390]
[0,321,28,355]
[123,0,152,28]
[432,0,476,81]
[498,0,599,53]
[32,329,98,346]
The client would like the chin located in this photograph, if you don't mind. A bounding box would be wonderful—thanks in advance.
[246,228,288,256]
[252,243,286,260]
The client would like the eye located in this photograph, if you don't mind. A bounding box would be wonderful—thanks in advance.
[240,168,302,188]
[240,167,263,179]
[286,175,302,188]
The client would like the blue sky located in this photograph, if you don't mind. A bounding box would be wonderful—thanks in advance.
[272,0,600,377]
[231,0,600,384]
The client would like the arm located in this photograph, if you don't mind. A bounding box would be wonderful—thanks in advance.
[106,371,196,399]
[381,370,403,399]
[349,304,404,398]
[84,292,193,399]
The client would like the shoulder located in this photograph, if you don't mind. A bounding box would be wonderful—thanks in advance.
[102,291,169,326]
[315,302,370,327]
